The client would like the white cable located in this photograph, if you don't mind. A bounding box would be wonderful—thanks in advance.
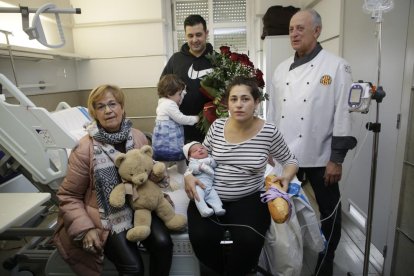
[208,217,267,239]
[341,112,373,191]
[315,206,339,276]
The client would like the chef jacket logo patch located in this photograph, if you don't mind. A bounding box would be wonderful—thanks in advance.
[320,75,332,85]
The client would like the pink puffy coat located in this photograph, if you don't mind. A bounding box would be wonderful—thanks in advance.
[53,129,148,276]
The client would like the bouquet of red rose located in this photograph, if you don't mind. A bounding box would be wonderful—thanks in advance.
[198,46,266,134]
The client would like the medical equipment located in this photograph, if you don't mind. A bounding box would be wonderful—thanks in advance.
[348,81,386,114]
[0,73,80,200]
[363,0,394,22]
[348,82,373,113]
[348,1,392,276]
[0,3,81,48]
[0,72,86,273]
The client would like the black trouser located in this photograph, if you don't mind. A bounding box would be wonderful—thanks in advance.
[187,191,270,276]
[104,213,173,276]
[298,167,342,261]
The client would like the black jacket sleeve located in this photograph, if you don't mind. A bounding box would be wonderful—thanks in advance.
[330,136,357,163]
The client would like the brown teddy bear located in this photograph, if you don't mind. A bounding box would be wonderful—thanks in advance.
[109,145,187,242]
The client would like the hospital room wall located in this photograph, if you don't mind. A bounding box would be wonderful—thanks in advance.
[70,0,167,133]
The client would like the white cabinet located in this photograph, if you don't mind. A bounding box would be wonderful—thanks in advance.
[262,35,293,118]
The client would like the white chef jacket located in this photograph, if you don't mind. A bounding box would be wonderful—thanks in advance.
[267,49,353,167]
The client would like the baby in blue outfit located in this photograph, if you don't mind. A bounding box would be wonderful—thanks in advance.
[183,141,225,217]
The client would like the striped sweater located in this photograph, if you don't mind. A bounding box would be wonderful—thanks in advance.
[204,118,298,201]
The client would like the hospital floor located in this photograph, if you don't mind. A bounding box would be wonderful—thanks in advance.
[0,185,383,276]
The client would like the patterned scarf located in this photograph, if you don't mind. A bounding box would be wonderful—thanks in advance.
[87,119,134,233]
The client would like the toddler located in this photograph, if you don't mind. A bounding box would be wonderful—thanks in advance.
[152,74,199,172]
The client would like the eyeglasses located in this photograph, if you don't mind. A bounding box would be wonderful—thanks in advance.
[95,101,119,112]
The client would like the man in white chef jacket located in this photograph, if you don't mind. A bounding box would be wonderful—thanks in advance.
[267,9,357,276]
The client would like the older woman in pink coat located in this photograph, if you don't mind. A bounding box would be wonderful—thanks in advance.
[54,84,173,276]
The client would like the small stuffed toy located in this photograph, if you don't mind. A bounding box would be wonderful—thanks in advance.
[261,174,292,223]
[109,145,187,242]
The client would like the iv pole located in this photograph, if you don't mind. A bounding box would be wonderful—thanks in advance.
[361,6,387,276]
[347,2,389,275]
[363,21,383,276]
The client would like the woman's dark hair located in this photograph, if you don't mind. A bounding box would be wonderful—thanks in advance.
[184,14,207,31]
[157,74,185,98]
[225,76,261,101]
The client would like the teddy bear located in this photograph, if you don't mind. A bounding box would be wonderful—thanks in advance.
[109,145,187,242]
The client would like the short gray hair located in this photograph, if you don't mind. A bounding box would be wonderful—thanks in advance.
[303,8,322,29]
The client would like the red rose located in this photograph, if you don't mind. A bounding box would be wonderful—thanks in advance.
[238,54,253,67]
[256,69,265,88]
[220,46,231,56]
[230,53,239,62]
[203,101,217,124]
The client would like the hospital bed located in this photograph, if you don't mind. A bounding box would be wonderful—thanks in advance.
[0,72,87,274]
[0,73,199,275]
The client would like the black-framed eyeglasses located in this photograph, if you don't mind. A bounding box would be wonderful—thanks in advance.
[95,101,119,112]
